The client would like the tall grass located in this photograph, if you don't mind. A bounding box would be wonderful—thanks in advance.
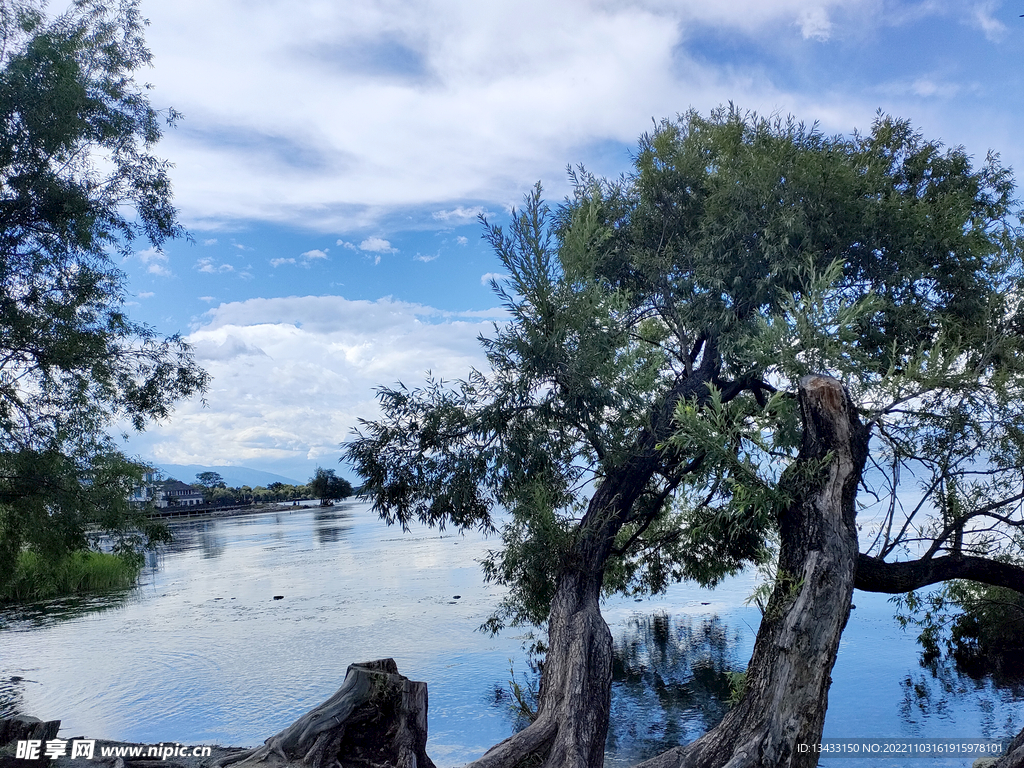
[0,549,142,604]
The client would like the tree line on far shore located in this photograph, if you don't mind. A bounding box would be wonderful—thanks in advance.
[175,468,355,507]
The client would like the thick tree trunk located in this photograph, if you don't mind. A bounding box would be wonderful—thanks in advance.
[217,659,434,768]
[466,567,613,768]
[467,349,727,768]
[636,375,870,768]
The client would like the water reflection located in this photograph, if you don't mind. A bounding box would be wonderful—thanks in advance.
[0,674,32,718]
[490,613,747,765]
[607,613,744,764]
[313,509,352,547]
[2,503,1020,768]
[898,658,1024,738]
[0,591,138,632]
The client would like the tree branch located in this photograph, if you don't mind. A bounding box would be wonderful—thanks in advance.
[855,553,1024,594]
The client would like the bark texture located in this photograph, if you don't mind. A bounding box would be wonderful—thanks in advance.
[217,659,434,768]
[993,727,1024,768]
[466,567,613,768]
[0,716,61,746]
[636,375,870,768]
[856,553,1024,594]
[466,352,723,768]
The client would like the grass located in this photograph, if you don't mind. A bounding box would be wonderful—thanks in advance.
[0,549,142,604]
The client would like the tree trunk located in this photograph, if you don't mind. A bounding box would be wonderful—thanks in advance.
[992,727,1024,768]
[217,659,434,768]
[636,375,870,768]
[466,350,726,768]
[465,567,613,768]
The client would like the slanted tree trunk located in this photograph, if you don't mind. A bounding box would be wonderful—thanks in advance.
[466,566,613,768]
[218,659,434,768]
[637,375,870,768]
[467,351,726,768]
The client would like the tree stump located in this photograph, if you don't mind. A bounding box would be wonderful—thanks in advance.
[0,716,61,746]
[217,659,435,768]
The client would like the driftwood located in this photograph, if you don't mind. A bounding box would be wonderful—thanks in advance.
[217,659,435,768]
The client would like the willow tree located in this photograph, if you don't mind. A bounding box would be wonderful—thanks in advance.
[345,107,1024,768]
[0,0,207,592]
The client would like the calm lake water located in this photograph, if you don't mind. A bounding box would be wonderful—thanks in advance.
[1,501,1021,766]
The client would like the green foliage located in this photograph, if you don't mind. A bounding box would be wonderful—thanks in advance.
[893,579,1024,672]
[505,659,539,728]
[195,471,226,489]
[0,0,207,592]
[0,547,141,603]
[309,467,354,506]
[726,670,747,707]
[347,105,1024,634]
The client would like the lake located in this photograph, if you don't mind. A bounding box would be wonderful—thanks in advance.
[1,501,1021,766]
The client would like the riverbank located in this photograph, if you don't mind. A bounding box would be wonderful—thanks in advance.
[148,500,323,522]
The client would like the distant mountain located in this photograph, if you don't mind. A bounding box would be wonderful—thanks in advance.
[156,464,303,488]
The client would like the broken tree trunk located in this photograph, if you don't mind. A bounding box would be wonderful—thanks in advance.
[217,659,435,768]
[636,375,870,768]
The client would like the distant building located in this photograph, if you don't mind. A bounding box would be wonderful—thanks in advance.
[155,480,205,508]
[128,470,161,507]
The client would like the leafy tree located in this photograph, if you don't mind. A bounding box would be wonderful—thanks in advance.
[195,471,226,490]
[0,0,208,593]
[309,467,353,506]
[347,107,1024,768]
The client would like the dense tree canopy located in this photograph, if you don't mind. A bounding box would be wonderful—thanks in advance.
[346,106,1024,767]
[195,472,227,490]
[0,0,207,590]
[309,467,354,506]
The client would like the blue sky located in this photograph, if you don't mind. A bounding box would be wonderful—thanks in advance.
[117,0,1024,484]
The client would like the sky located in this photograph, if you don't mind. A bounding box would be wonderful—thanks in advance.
[115,0,1024,484]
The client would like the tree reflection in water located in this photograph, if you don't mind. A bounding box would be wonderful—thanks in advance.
[898,655,1024,739]
[606,612,746,763]
[493,612,748,765]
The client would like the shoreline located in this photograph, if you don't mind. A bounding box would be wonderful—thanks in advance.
[151,500,353,524]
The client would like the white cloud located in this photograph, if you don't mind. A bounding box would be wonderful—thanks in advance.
[415,252,440,262]
[197,256,236,273]
[433,205,488,222]
[202,238,218,246]
[797,7,833,40]
[972,2,1007,41]
[301,249,329,260]
[456,236,468,246]
[135,246,173,276]
[199,296,217,303]
[136,246,166,265]
[138,0,897,233]
[337,240,358,249]
[359,236,396,253]
[480,272,508,285]
[125,296,504,474]
[270,257,297,267]
[138,291,156,299]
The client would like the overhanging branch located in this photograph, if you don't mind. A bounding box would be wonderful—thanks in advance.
[855,553,1024,594]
